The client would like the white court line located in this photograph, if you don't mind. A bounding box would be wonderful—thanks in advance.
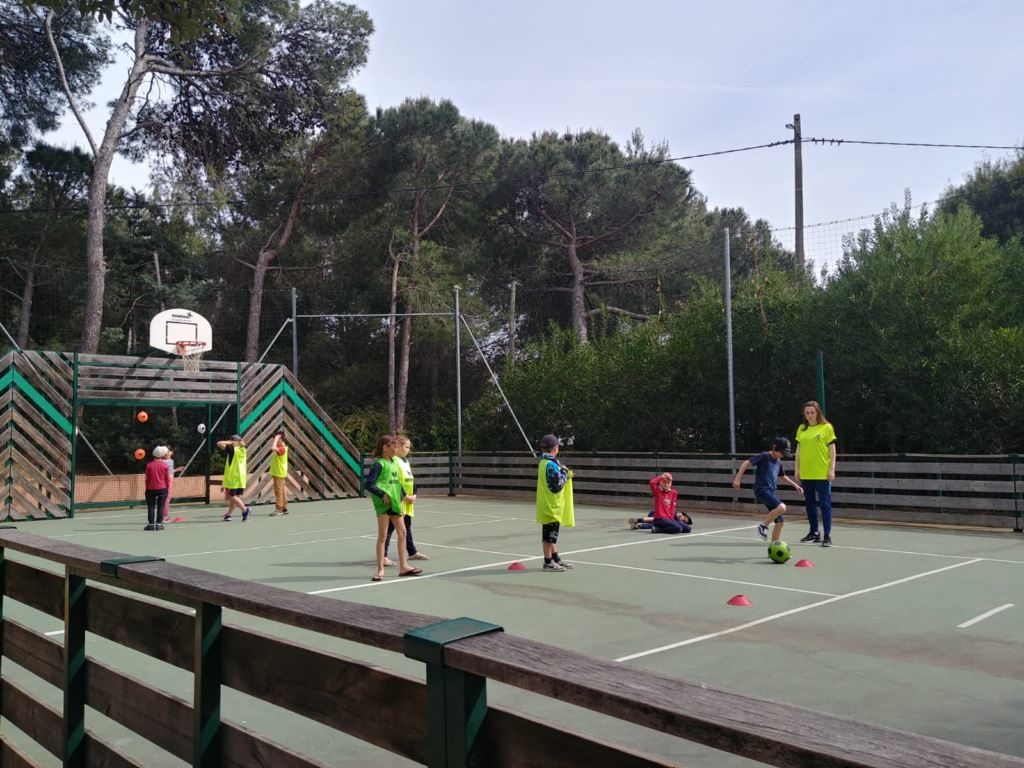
[711,534,1024,565]
[958,603,1014,629]
[307,524,757,595]
[405,541,532,559]
[165,533,370,559]
[285,516,517,537]
[569,560,838,597]
[615,558,982,662]
[44,629,65,637]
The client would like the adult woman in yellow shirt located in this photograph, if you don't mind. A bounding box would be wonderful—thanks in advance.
[794,401,837,547]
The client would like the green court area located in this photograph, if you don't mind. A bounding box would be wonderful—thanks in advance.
[4,496,1023,767]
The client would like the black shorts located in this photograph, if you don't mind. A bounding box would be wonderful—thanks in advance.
[226,488,245,497]
[541,522,560,543]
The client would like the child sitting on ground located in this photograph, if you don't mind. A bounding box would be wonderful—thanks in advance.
[628,472,693,533]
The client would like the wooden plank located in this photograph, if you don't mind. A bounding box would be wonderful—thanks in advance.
[1,676,62,756]
[0,678,145,768]
[77,365,237,382]
[0,734,38,768]
[445,633,1024,768]
[284,369,361,459]
[17,354,72,404]
[4,560,65,618]
[240,366,284,415]
[11,390,71,447]
[14,354,71,411]
[77,389,236,403]
[9,440,71,500]
[11,408,72,472]
[482,708,684,768]
[78,353,238,372]
[9,459,71,506]
[3,531,1023,768]
[3,618,64,685]
[9,474,67,517]
[76,375,237,392]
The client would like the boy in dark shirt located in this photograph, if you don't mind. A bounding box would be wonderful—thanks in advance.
[732,437,803,543]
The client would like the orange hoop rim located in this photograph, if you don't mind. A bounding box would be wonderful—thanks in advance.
[174,340,207,356]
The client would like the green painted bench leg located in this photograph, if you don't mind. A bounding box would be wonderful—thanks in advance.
[63,571,87,768]
[194,602,223,767]
[405,617,503,768]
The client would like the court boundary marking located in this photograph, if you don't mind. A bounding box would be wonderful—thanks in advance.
[614,558,982,662]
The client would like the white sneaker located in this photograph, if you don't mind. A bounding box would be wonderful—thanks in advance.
[542,561,566,572]
[757,523,769,541]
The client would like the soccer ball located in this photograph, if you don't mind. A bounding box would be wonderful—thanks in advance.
[768,540,792,564]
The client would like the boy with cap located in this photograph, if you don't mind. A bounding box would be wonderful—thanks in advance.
[731,437,803,543]
[217,434,252,522]
[536,434,575,571]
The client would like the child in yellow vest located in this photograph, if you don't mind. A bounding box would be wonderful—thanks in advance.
[269,432,289,516]
[365,434,422,582]
[384,435,429,565]
[536,434,575,572]
[217,434,251,522]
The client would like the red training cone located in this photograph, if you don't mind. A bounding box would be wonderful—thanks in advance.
[172,516,186,523]
[507,562,527,571]
[794,559,815,568]
[727,595,753,607]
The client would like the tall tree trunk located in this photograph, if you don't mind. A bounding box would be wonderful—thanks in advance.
[567,240,588,344]
[396,313,412,434]
[77,23,150,354]
[244,164,311,361]
[386,240,400,432]
[395,233,419,433]
[16,265,34,349]
[245,248,276,361]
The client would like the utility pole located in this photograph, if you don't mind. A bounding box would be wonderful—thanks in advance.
[507,278,517,365]
[724,228,736,456]
[786,113,805,270]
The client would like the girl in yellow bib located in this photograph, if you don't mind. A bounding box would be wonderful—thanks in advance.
[384,435,428,564]
[794,401,838,547]
[365,434,422,581]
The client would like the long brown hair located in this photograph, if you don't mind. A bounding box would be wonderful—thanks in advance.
[800,400,830,428]
[373,434,396,457]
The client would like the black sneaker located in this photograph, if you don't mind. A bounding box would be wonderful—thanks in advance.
[144,524,157,531]
[757,523,769,541]
[800,531,821,543]
[242,506,251,522]
[821,536,832,547]
[156,523,165,530]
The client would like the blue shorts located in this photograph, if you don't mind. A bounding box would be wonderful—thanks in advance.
[226,488,245,497]
[755,491,784,519]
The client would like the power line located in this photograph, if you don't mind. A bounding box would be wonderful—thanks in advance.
[770,201,931,233]
[804,137,1021,151]
[0,139,794,216]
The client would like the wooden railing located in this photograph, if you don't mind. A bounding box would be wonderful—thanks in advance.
[409,452,1024,530]
[2,529,1021,768]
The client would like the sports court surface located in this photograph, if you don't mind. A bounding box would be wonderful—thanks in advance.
[4,495,1023,767]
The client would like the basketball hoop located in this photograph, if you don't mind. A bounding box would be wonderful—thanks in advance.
[175,340,207,373]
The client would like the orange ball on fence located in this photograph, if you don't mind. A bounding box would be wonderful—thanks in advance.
[137,411,149,423]
[133,448,146,461]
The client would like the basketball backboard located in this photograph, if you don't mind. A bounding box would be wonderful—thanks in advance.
[149,308,214,355]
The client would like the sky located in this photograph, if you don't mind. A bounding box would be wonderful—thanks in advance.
[45,0,1024,270]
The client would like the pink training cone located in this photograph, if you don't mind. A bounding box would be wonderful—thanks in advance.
[507,562,527,571]
[727,595,753,607]
[794,559,815,568]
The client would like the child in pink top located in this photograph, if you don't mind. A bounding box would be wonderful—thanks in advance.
[144,446,172,531]
[628,473,693,533]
